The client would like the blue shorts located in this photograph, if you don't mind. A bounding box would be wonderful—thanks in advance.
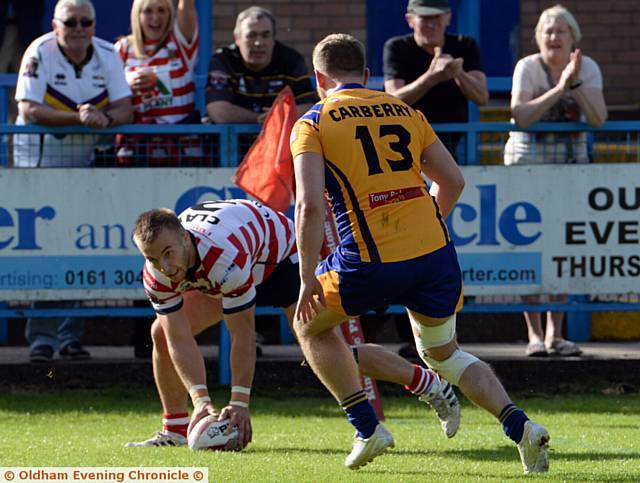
[256,256,300,308]
[316,243,463,318]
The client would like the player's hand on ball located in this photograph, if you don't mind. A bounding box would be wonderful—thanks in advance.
[187,401,219,437]
[219,404,252,450]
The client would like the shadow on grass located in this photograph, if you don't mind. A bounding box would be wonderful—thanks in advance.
[239,443,640,463]
[362,467,528,480]
[248,447,345,456]
[3,388,640,420]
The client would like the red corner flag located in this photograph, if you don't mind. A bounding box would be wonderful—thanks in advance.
[234,86,298,212]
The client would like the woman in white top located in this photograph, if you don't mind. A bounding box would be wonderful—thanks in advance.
[504,5,608,358]
[504,4,607,165]
[115,0,201,165]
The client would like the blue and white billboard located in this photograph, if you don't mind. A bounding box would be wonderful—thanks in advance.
[0,164,638,299]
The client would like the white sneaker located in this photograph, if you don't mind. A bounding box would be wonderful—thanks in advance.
[344,424,395,470]
[419,377,461,438]
[517,421,550,474]
[124,431,187,448]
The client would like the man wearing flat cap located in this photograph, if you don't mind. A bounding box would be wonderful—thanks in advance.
[383,0,488,152]
[383,0,488,359]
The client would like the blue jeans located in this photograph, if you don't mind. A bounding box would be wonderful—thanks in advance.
[24,302,84,351]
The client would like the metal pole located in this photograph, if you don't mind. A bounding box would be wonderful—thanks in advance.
[194,0,212,115]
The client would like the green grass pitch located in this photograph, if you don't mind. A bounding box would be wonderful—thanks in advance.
[1,387,638,482]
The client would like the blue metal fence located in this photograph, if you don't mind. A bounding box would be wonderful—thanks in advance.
[2,119,639,166]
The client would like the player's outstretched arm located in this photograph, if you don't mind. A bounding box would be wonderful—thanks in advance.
[218,305,257,449]
[420,138,465,219]
[159,310,210,401]
[293,151,327,324]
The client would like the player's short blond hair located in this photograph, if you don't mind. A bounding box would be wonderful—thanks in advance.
[133,208,183,247]
[535,4,582,49]
[128,0,176,58]
[312,33,365,78]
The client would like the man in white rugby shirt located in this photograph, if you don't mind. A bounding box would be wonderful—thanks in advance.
[14,0,132,167]
[14,0,133,365]
[127,200,461,450]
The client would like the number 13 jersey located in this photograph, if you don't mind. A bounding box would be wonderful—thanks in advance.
[290,83,451,263]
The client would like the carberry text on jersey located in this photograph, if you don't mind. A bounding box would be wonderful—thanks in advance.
[328,102,412,122]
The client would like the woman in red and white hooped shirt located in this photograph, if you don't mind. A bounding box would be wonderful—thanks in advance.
[115,0,202,166]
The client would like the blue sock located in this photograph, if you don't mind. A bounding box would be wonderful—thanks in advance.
[340,390,378,439]
[500,404,529,444]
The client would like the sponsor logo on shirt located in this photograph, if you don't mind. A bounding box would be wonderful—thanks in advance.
[54,72,66,85]
[369,187,425,209]
[23,57,39,78]
[209,70,230,91]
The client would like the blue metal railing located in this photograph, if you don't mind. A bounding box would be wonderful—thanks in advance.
[2,119,639,166]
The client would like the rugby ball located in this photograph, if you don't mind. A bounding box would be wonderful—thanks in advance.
[187,416,240,451]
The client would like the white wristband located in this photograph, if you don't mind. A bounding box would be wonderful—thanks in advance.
[229,400,249,408]
[189,384,208,398]
[231,386,251,395]
[193,395,211,410]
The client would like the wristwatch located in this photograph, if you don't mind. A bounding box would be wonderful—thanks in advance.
[104,112,114,127]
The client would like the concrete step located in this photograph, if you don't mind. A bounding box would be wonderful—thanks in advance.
[1,343,638,393]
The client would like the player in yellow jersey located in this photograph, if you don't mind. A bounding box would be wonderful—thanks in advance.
[290,33,550,474]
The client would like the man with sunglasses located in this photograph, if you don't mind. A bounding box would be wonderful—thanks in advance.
[13,0,133,364]
[14,0,133,168]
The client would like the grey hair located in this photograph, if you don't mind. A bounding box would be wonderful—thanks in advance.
[535,4,582,48]
[54,0,96,20]
[234,6,276,36]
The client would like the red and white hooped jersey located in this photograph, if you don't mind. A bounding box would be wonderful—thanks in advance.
[142,200,296,315]
[115,21,199,124]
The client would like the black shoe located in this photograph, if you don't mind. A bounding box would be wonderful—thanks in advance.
[398,343,419,359]
[30,345,54,363]
[59,342,91,360]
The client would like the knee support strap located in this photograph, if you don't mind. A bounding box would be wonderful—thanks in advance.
[422,349,479,385]
[409,314,457,350]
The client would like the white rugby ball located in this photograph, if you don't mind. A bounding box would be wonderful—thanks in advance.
[188,416,240,451]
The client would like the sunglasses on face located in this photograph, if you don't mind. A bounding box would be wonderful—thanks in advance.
[56,17,94,28]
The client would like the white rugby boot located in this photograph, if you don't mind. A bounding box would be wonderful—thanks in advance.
[124,431,187,448]
[344,423,395,470]
[419,376,461,438]
[517,421,550,474]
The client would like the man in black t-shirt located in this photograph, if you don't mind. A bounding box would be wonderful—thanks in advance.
[384,0,489,358]
[206,6,316,124]
[383,0,488,153]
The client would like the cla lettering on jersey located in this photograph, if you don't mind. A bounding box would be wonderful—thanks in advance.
[369,187,424,209]
[328,102,412,122]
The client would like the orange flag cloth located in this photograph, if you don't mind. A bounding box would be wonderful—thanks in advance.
[234,86,298,212]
